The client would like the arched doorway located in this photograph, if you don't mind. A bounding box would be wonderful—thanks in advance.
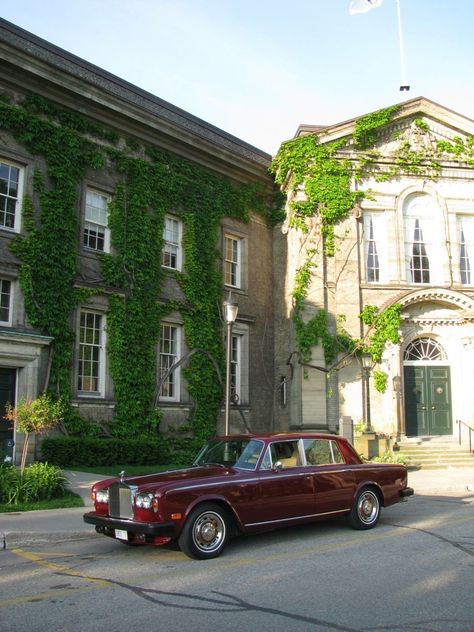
[403,338,452,436]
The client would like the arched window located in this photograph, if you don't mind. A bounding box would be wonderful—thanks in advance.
[403,194,444,285]
[404,338,446,362]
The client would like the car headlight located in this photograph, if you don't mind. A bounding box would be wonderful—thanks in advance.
[135,492,154,509]
[95,489,109,504]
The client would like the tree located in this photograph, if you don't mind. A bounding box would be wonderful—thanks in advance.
[5,393,64,473]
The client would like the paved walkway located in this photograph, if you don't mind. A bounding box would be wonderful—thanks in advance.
[1,467,473,549]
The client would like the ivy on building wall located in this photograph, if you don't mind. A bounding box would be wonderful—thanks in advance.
[270,105,467,380]
[0,99,103,404]
[0,94,269,440]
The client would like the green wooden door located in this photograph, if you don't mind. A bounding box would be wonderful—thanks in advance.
[0,368,16,459]
[404,365,452,436]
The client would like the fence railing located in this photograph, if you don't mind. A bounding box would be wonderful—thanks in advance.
[456,419,474,454]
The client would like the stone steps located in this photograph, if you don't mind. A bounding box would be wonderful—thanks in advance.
[398,437,474,469]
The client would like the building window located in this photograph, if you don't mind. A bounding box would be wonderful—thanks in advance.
[457,216,474,285]
[230,334,241,403]
[0,160,22,232]
[224,234,241,288]
[403,194,443,285]
[84,189,110,252]
[365,217,380,282]
[459,226,471,284]
[159,323,181,400]
[0,279,12,324]
[410,219,430,284]
[162,216,182,270]
[78,311,105,395]
[404,338,445,362]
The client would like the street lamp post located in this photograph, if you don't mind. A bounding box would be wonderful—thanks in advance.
[223,292,238,436]
[361,353,373,432]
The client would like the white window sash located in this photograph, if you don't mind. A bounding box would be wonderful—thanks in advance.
[230,333,241,402]
[0,278,12,325]
[159,323,181,402]
[0,159,23,233]
[224,235,241,288]
[78,310,106,397]
[458,216,474,285]
[84,189,110,252]
[162,216,182,271]
[364,213,384,283]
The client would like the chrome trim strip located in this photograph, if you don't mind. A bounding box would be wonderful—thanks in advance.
[170,478,261,492]
[244,508,351,528]
[165,468,355,494]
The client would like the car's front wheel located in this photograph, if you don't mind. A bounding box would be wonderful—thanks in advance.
[349,487,380,530]
[178,503,230,559]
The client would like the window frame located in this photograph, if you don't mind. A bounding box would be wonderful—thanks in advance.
[158,322,182,402]
[457,215,474,286]
[0,158,23,233]
[83,188,111,253]
[230,332,241,404]
[409,218,431,284]
[161,215,183,271]
[224,233,242,289]
[364,214,380,283]
[0,278,13,325]
[402,193,445,286]
[77,309,106,397]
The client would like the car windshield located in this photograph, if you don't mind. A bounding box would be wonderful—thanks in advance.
[193,439,264,471]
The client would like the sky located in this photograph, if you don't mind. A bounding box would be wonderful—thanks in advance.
[1,0,474,155]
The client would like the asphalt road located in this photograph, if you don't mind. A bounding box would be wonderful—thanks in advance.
[0,491,473,632]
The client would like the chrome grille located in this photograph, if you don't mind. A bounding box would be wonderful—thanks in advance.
[108,483,135,519]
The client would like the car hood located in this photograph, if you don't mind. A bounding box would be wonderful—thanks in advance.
[93,465,237,492]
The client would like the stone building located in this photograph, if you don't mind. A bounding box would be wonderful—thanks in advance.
[273,97,474,446]
[0,19,275,461]
[2,18,474,465]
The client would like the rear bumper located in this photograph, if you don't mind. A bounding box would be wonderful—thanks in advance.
[400,487,414,499]
[83,511,176,537]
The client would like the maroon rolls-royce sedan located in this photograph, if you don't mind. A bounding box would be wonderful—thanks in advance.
[83,433,414,559]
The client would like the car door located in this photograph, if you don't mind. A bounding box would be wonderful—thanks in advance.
[245,439,316,528]
[302,438,356,516]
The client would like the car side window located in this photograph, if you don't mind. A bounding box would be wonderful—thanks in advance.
[261,440,301,469]
[303,439,344,465]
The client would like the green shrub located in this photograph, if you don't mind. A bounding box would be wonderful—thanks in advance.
[0,462,66,505]
[21,462,67,501]
[0,463,20,504]
[41,436,198,468]
[372,450,410,465]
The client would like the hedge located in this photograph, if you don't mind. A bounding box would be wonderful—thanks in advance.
[41,436,199,468]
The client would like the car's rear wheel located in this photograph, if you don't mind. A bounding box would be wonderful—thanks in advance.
[349,487,380,530]
[178,503,230,559]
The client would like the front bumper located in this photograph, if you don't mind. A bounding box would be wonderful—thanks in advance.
[83,511,176,537]
[400,487,414,499]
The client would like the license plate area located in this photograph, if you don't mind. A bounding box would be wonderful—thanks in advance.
[115,529,128,541]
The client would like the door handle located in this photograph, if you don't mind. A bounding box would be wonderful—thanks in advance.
[421,406,426,410]
[431,406,436,410]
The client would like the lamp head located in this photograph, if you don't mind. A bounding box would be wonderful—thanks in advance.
[361,352,372,369]
[223,292,238,324]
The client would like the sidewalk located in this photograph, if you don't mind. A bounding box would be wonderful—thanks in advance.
[407,465,474,494]
[1,467,473,550]
[0,471,108,549]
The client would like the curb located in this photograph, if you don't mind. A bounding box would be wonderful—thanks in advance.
[1,530,97,549]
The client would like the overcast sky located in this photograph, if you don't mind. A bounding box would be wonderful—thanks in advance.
[2,0,474,155]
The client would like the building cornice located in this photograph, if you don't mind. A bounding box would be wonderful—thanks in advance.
[0,19,272,184]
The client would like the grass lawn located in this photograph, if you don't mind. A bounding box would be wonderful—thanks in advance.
[0,464,188,513]
[0,491,84,513]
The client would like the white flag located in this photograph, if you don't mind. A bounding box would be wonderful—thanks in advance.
[349,0,383,14]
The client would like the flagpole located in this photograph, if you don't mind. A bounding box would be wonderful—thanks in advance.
[396,0,409,91]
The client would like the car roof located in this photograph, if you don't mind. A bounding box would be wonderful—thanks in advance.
[214,433,344,441]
